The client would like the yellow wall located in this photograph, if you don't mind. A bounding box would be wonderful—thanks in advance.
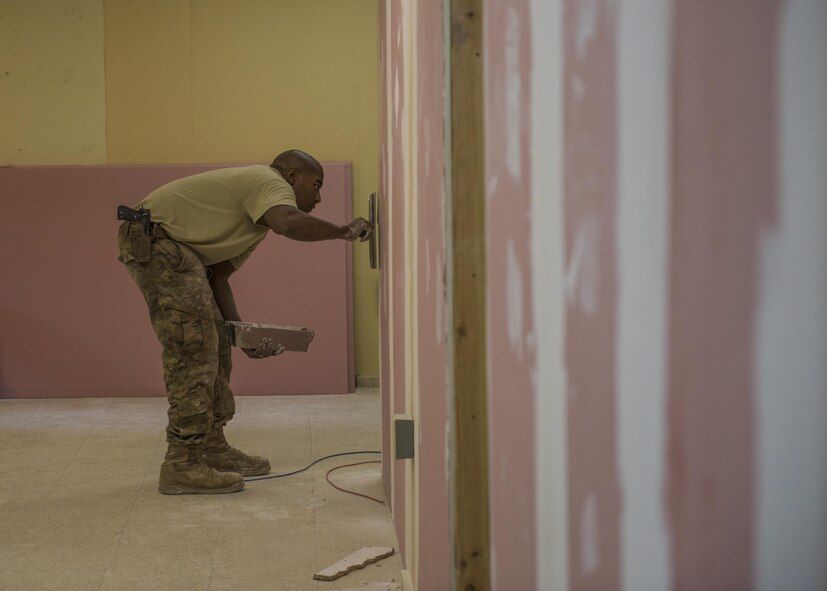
[0,0,379,377]
[0,0,106,165]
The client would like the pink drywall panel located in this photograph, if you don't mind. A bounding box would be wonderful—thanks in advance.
[563,1,622,588]
[0,163,354,398]
[378,0,393,505]
[415,1,451,588]
[483,1,538,589]
[386,0,408,559]
[667,3,778,588]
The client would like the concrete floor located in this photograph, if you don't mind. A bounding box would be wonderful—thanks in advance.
[0,389,402,590]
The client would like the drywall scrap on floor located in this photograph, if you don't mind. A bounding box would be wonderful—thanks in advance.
[331,584,401,591]
[314,547,396,581]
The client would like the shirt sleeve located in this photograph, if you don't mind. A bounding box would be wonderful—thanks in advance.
[243,173,298,225]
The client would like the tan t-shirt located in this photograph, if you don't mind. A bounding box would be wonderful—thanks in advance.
[139,165,297,268]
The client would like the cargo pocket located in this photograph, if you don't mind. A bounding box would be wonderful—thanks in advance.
[176,394,209,418]
[161,307,206,351]
[171,392,212,439]
[151,238,183,271]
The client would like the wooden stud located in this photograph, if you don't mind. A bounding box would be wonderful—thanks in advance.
[450,1,491,590]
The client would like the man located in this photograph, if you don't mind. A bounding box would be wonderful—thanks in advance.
[117,150,372,495]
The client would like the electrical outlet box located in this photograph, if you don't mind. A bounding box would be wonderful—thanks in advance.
[393,415,414,460]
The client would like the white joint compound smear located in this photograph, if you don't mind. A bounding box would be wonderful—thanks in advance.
[531,1,567,589]
[506,238,525,359]
[580,493,600,576]
[616,0,673,589]
[755,1,827,589]
[576,0,597,61]
[565,216,600,318]
[504,5,522,180]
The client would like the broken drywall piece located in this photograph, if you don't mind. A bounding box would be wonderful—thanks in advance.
[226,321,314,352]
[329,584,401,591]
[313,547,396,581]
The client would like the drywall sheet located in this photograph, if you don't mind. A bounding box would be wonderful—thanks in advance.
[484,1,538,589]
[383,0,410,560]
[378,0,393,503]
[667,2,778,587]
[563,0,622,588]
[0,163,354,397]
[414,1,451,588]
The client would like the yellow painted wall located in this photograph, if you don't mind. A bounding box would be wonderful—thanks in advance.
[104,0,380,377]
[0,0,106,165]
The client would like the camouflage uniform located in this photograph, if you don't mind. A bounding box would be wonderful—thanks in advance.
[117,222,235,445]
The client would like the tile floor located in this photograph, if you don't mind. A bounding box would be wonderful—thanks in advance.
[0,389,402,590]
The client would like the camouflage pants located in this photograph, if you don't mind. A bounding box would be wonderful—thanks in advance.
[117,222,235,445]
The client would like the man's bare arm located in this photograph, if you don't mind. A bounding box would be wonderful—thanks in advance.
[208,260,283,358]
[259,205,372,242]
[208,260,242,322]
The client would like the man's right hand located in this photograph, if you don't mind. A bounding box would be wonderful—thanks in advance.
[344,217,373,242]
[261,205,373,243]
[242,337,285,359]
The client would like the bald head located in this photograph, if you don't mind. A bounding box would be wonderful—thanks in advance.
[271,150,322,177]
[271,150,325,213]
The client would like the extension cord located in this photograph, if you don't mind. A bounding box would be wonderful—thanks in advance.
[244,450,381,482]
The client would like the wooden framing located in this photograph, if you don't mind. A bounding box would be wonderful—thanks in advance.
[449,1,490,589]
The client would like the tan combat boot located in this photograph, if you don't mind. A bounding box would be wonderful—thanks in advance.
[158,444,244,495]
[197,427,271,477]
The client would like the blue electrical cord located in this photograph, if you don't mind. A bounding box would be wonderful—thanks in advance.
[244,450,381,482]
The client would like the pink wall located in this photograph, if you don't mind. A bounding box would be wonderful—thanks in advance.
[378,0,393,507]
[484,0,538,589]
[384,0,409,559]
[562,1,622,588]
[414,1,451,588]
[667,2,778,587]
[546,1,788,588]
[375,0,822,588]
[0,163,354,398]
[379,3,452,584]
